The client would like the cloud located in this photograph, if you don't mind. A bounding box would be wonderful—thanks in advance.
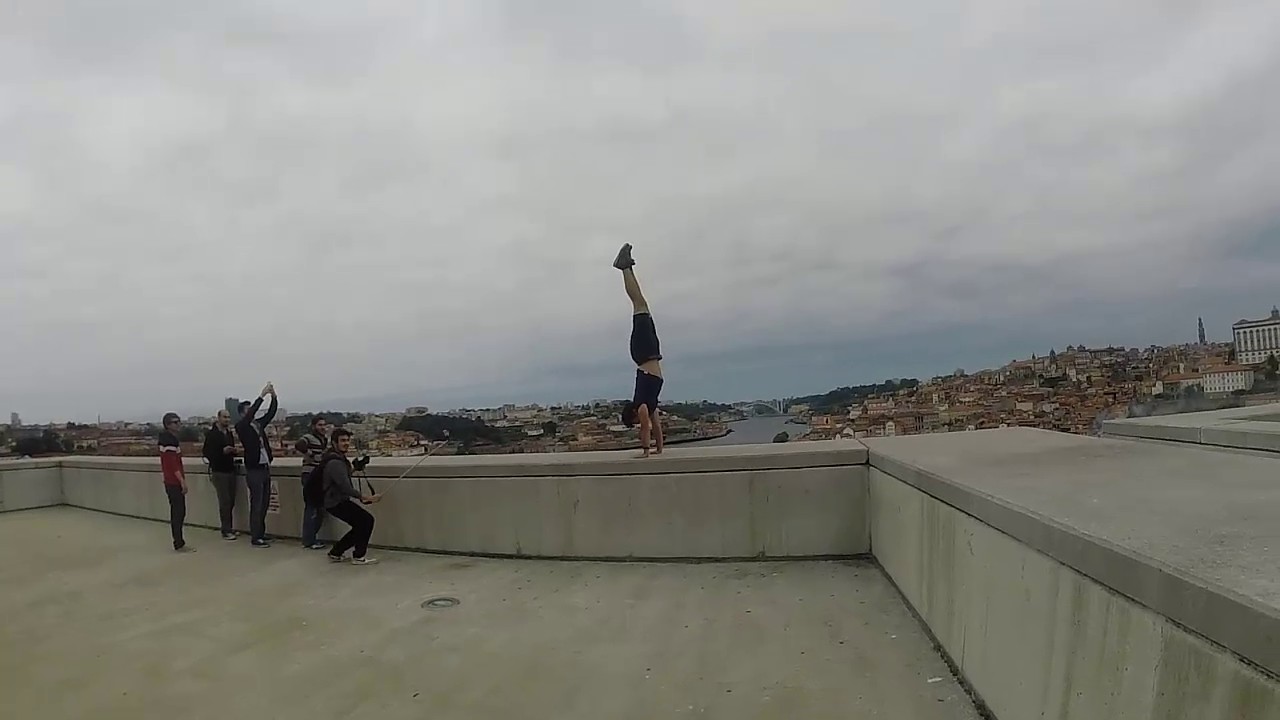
[3,1,1280,421]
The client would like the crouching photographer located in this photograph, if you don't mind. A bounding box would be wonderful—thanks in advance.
[309,428,382,565]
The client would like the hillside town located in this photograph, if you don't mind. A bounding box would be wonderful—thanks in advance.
[4,309,1279,457]
[793,318,1279,441]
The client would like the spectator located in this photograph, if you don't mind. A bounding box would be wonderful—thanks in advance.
[158,412,193,552]
[202,409,240,540]
[294,415,330,549]
[235,382,278,548]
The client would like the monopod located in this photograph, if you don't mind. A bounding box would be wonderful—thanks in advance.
[356,432,450,499]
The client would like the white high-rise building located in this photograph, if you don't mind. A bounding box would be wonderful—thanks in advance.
[9,412,19,427]
[1233,307,1280,365]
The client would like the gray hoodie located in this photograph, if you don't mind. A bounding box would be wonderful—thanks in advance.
[321,452,364,509]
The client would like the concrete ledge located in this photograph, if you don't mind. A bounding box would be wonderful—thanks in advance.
[58,440,868,478]
[864,428,1280,679]
[870,468,1280,719]
[0,462,62,512]
[1103,403,1280,453]
[60,442,870,559]
[1200,422,1280,453]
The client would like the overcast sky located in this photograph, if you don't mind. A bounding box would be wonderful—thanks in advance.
[4,1,1280,423]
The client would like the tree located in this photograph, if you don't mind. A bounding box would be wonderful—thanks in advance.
[14,437,45,456]
[397,413,510,445]
[62,438,75,453]
[664,401,735,422]
[1266,354,1279,382]
[15,430,66,456]
[541,420,558,437]
[1227,346,1238,364]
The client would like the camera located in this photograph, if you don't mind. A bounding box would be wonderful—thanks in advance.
[352,454,371,472]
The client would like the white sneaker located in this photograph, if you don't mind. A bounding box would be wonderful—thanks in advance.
[327,553,347,563]
[351,556,379,566]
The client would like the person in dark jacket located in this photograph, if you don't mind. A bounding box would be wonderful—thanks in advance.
[294,415,330,549]
[235,382,278,547]
[202,409,240,540]
[318,428,382,565]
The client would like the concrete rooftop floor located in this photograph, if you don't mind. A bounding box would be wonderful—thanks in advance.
[1,508,979,720]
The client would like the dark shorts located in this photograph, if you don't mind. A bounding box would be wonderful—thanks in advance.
[630,312,662,366]
[633,369,664,412]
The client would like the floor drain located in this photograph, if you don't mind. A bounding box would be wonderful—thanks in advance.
[422,596,460,610]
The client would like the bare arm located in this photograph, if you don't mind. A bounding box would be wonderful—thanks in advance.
[260,391,278,426]
[637,406,653,457]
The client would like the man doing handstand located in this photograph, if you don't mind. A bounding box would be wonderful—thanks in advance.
[614,243,665,458]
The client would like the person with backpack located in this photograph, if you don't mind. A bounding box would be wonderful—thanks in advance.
[294,415,330,549]
[312,428,382,565]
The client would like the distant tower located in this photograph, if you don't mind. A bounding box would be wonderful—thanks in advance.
[1198,317,1207,346]
[9,412,19,428]
[225,397,241,417]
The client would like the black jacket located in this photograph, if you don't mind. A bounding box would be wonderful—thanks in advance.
[235,394,278,469]
[202,425,238,473]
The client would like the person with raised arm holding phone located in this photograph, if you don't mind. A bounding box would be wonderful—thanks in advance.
[235,382,278,548]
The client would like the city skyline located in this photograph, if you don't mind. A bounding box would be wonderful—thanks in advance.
[5,2,1280,423]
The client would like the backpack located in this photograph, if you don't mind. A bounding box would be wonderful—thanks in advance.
[305,452,343,505]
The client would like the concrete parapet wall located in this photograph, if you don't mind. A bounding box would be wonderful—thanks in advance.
[57,443,870,559]
[864,429,1280,678]
[1103,403,1280,453]
[0,459,63,512]
[870,468,1279,719]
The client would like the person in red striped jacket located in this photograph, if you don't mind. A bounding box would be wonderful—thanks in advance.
[159,413,193,552]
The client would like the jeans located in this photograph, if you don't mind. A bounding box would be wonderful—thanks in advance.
[246,467,272,542]
[209,471,238,535]
[327,500,375,559]
[164,484,186,549]
[300,470,326,546]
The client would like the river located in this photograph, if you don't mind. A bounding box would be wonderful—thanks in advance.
[684,416,810,447]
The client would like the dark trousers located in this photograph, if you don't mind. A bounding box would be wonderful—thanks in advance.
[327,501,375,559]
[246,467,272,542]
[209,471,238,535]
[300,470,326,545]
[164,484,186,549]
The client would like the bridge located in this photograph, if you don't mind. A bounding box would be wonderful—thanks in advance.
[733,398,785,415]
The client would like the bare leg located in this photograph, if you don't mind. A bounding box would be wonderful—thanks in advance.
[653,412,664,454]
[622,267,649,315]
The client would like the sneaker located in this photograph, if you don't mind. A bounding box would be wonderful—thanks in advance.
[251,539,272,548]
[174,544,195,553]
[222,533,238,541]
[351,556,379,566]
[612,243,634,270]
[304,543,328,550]
[327,553,347,563]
